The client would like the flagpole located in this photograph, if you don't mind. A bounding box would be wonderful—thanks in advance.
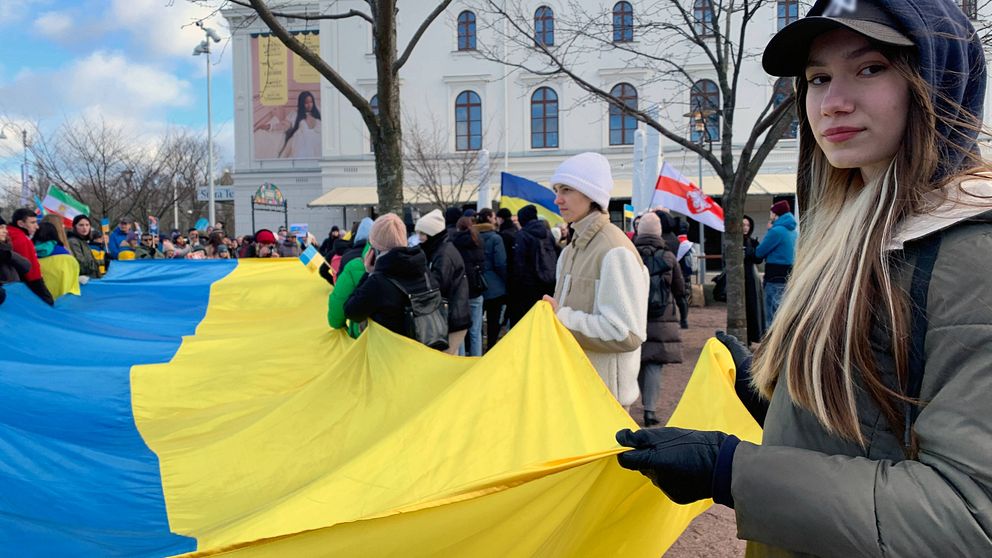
[697,151,706,286]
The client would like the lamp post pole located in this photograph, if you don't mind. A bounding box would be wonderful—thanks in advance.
[21,130,29,207]
[194,22,221,227]
[174,178,180,231]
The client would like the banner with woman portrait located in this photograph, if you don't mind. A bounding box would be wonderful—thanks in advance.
[250,31,322,160]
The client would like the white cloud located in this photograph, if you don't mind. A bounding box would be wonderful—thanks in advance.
[0,51,193,122]
[109,0,227,61]
[33,10,72,38]
[0,0,51,26]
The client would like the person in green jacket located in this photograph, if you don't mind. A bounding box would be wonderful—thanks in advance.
[327,242,371,338]
[614,2,992,556]
[67,215,102,278]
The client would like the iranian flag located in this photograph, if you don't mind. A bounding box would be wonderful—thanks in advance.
[651,162,725,232]
[42,185,90,229]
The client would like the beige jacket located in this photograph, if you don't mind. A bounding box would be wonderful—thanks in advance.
[554,212,648,406]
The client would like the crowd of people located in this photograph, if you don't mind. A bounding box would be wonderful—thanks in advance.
[0,205,324,306]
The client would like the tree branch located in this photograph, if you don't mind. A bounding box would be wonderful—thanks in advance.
[394,0,456,73]
[226,0,373,24]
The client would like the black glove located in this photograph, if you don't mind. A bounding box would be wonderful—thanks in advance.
[715,331,768,427]
[616,427,739,507]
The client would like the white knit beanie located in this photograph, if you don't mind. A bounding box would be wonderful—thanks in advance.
[549,152,614,210]
[415,209,446,237]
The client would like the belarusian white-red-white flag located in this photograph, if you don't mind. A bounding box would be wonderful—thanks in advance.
[651,162,725,232]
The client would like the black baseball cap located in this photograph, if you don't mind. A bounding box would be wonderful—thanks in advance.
[763,0,914,77]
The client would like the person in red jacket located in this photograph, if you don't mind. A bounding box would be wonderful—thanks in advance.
[7,208,54,305]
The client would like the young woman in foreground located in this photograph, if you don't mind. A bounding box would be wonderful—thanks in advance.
[616,0,992,555]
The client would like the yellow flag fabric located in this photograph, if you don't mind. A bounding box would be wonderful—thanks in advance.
[38,254,81,299]
[127,259,760,556]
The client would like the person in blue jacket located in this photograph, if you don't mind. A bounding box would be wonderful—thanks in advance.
[107,217,132,260]
[754,200,796,328]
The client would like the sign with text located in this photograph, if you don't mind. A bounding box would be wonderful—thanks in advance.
[197,187,236,202]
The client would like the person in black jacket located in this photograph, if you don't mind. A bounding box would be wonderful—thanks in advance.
[318,226,340,258]
[655,209,689,328]
[345,214,437,342]
[742,215,766,344]
[452,216,486,356]
[496,208,517,273]
[507,205,557,326]
[416,209,470,355]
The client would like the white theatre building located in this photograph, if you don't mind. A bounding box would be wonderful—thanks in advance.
[220,0,991,243]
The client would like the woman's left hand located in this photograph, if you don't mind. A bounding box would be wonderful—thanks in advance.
[616,427,740,507]
[542,295,559,312]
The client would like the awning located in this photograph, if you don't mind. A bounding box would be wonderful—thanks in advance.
[308,173,796,207]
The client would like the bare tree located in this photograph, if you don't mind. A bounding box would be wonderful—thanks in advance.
[201,0,456,214]
[475,0,796,339]
[403,113,496,209]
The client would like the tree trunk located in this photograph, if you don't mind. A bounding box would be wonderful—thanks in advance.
[371,0,404,215]
[721,179,748,340]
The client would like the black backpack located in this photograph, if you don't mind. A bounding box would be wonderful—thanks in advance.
[384,273,450,351]
[642,249,672,319]
[534,236,558,285]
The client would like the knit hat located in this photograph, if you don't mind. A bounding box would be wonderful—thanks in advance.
[415,209,446,237]
[496,208,513,221]
[369,214,408,251]
[444,207,463,227]
[518,205,538,225]
[354,217,374,242]
[254,229,277,245]
[770,200,792,216]
[549,152,614,210]
[126,231,138,242]
[638,212,662,237]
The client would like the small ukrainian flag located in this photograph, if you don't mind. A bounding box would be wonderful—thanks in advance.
[299,245,325,274]
[623,204,635,220]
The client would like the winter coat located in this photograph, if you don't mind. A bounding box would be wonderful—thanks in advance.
[475,224,507,300]
[7,226,43,282]
[498,222,517,273]
[451,229,486,299]
[339,240,367,272]
[344,247,433,338]
[553,212,649,406]
[108,226,129,259]
[734,190,992,556]
[756,212,797,282]
[634,235,684,365]
[421,231,470,332]
[508,220,557,323]
[743,235,765,344]
[276,238,300,258]
[327,243,371,339]
[134,245,165,260]
[66,231,101,277]
[0,242,30,283]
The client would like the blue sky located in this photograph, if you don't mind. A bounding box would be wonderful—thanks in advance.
[0,0,235,166]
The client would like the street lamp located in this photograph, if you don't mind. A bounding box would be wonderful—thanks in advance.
[0,126,31,206]
[193,21,222,226]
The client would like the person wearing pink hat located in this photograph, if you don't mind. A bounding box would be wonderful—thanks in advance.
[345,214,447,348]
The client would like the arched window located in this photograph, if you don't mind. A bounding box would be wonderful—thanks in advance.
[457,11,477,51]
[535,6,555,47]
[609,83,637,146]
[369,95,379,151]
[689,79,720,143]
[455,90,482,151]
[531,87,559,149]
[693,0,715,37]
[777,0,798,30]
[612,2,633,43]
[772,78,798,140]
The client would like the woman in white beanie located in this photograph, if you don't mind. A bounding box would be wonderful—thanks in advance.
[416,208,471,354]
[542,152,649,407]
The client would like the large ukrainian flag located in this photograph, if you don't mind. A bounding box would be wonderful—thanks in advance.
[0,260,760,556]
[499,172,564,226]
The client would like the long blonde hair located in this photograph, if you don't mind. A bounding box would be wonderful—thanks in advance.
[751,45,991,446]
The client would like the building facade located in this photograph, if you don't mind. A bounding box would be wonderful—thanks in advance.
[222,0,991,239]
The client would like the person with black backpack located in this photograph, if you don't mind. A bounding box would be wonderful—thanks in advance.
[416,209,471,355]
[345,214,449,351]
[632,212,684,426]
[506,205,558,326]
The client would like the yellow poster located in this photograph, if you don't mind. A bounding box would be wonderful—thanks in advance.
[258,36,288,106]
[293,33,320,84]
